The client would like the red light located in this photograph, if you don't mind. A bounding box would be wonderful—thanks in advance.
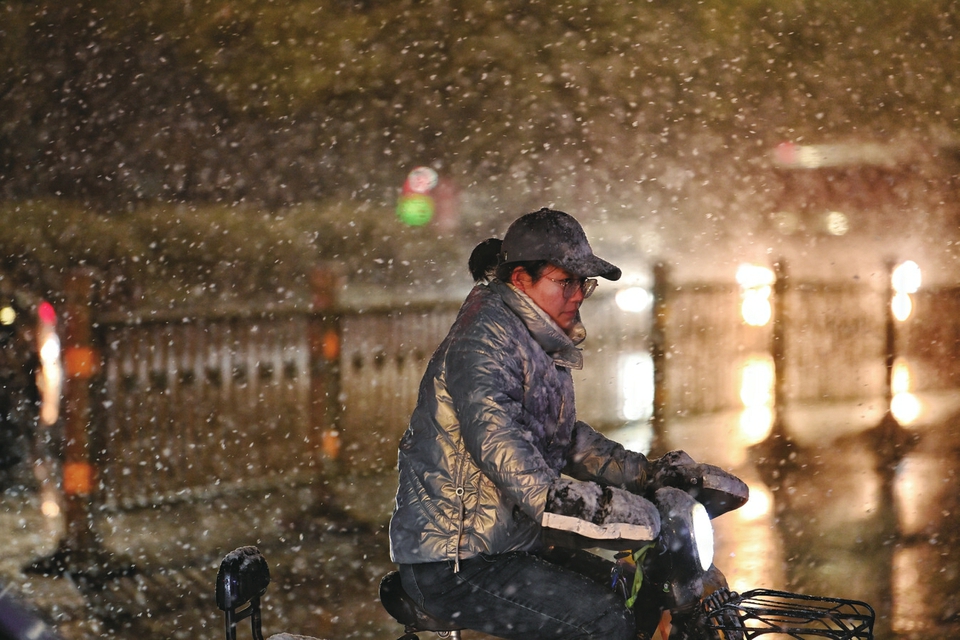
[774,141,798,166]
[38,301,56,325]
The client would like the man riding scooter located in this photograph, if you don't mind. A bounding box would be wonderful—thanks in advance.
[388,208,722,640]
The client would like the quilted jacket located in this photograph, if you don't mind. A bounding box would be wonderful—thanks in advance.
[388,279,650,567]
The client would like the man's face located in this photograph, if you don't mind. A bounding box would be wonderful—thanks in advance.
[512,264,586,333]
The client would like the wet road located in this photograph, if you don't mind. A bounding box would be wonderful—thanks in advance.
[623,389,960,640]
[3,391,960,639]
[0,476,405,640]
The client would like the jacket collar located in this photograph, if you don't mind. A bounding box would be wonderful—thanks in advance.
[491,279,585,370]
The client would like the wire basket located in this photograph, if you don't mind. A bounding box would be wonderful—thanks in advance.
[701,588,875,640]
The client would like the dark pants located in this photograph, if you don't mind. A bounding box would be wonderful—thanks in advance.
[398,550,635,640]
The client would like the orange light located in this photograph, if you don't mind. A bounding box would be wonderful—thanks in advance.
[322,329,340,361]
[63,461,94,495]
[321,429,341,460]
[63,346,99,378]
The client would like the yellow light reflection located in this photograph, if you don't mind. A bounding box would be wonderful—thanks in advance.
[739,482,772,522]
[717,479,784,593]
[891,393,921,425]
[891,358,911,394]
[741,287,772,326]
[893,546,936,635]
[619,352,654,422]
[38,479,63,521]
[41,498,61,518]
[739,406,774,445]
[891,291,913,322]
[738,355,774,445]
[740,355,774,406]
[895,452,946,537]
[890,358,920,425]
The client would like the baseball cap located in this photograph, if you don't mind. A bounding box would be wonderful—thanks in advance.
[499,208,621,281]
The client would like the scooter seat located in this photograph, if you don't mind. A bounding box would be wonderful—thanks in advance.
[379,571,464,633]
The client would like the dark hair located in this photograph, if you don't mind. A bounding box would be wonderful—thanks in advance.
[468,238,503,282]
[469,238,550,284]
[495,260,550,284]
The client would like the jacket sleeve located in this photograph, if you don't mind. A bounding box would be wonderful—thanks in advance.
[445,330,556,524]
[563,421,651,493]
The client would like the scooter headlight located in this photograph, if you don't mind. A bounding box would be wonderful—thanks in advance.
[649,487,717,609]
[691,501,714,571]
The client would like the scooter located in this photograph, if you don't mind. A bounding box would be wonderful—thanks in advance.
[215,454,876,640]
[377,452,876,640]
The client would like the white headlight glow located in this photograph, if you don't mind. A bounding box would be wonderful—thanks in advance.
[691,502,714,571]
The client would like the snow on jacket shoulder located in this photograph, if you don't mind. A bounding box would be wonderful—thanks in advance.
[388,279,648,566]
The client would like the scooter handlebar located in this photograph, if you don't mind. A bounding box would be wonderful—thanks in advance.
[648,450,749,519]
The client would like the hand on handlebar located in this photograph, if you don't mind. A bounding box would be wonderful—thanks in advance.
[648,450,702,492]
[545,477,660,530]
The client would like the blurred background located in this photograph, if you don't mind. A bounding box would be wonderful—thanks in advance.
[1,1,959,639]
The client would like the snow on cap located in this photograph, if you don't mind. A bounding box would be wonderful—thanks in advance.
[499,208,621,281]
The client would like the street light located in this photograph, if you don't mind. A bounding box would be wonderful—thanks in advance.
[615,286,653,314]
[891,260,921,322]
[736,264,775,327]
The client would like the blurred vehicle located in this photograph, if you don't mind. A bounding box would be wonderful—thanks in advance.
[0,584,64,640]
[0,292,61,503]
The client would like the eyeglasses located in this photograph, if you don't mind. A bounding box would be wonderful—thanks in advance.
[545,276,598,299]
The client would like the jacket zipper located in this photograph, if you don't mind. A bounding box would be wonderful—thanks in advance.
[454,486,465,573]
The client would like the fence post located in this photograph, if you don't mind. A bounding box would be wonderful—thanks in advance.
[751,259,801,486]
[650,262,669,455]
[769,259,793,447]
[308,265,357,525]
[868,259,915,468]
[25,268,134,579]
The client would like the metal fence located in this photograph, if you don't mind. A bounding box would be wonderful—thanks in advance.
[337,305,460,470]
[88,279,959,508]
[786,281,887,402]
[655,283,770,416]
[903,287,960,391]
[97,313,316,508]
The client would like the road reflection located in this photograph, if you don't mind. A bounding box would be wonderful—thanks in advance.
[624,389,960,640]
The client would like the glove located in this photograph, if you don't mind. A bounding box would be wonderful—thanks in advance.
[543,477,660,550]
[597,485,659,528]
[545,476,604,520]
[649,450,702,491]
